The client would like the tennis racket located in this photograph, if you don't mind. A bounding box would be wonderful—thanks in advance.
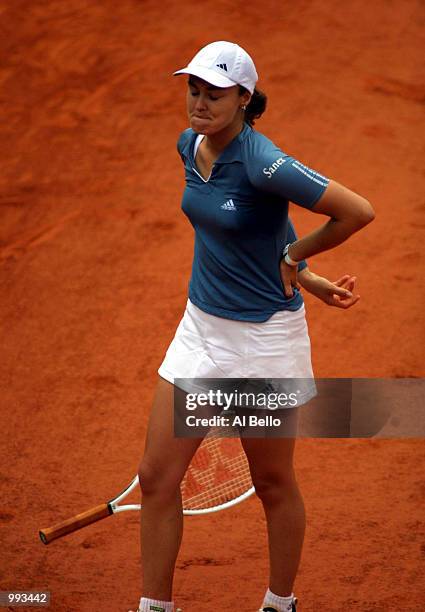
[39,414,254,544]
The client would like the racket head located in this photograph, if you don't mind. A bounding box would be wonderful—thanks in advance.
[181,422,254,513]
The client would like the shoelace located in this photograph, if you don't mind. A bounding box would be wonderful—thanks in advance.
[259,598,298,612]
[135,609,182,612]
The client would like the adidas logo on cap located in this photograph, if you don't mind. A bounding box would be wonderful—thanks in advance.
[216,63,228,71]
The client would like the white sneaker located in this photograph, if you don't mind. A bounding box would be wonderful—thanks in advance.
[260,596,298,612]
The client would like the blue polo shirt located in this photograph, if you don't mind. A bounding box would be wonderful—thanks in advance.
[178,122,330,322]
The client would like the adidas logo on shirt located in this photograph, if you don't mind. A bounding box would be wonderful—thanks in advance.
[220,199,237,211]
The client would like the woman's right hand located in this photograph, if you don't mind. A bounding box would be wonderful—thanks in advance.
[279,259,300,298]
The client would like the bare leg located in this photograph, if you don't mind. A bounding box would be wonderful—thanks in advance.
[241,427,305,596]
[137,378,203,601]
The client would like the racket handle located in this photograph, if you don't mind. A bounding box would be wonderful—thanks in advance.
[39,503,112,545]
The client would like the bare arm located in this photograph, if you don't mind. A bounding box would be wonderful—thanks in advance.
[280,180,375,297]
[288,179,375,262]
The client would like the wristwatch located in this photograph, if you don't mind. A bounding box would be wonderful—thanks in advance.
[282,243,299,267]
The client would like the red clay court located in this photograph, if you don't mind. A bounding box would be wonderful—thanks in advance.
[1,1,424,610]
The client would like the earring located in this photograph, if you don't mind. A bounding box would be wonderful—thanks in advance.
[241,105,247,110]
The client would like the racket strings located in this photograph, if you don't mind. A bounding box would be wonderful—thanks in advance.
[181,428,252,510]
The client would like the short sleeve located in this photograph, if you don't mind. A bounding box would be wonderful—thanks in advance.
[286,218,307,272]
[176,133,186,162]
[245,133,330,209]
[177,129,193,163]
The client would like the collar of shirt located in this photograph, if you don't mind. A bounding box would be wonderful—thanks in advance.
[182,122,252,165]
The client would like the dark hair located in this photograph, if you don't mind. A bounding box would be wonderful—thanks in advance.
[239,86,267,127]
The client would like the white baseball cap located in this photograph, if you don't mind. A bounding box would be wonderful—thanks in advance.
[173,41,258,94]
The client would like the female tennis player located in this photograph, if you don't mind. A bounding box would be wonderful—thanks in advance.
[129,41,374,612]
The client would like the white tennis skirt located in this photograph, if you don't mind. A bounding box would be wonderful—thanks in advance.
[158,299,316,408]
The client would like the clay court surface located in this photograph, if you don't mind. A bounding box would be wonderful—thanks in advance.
[1,1,424,610]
